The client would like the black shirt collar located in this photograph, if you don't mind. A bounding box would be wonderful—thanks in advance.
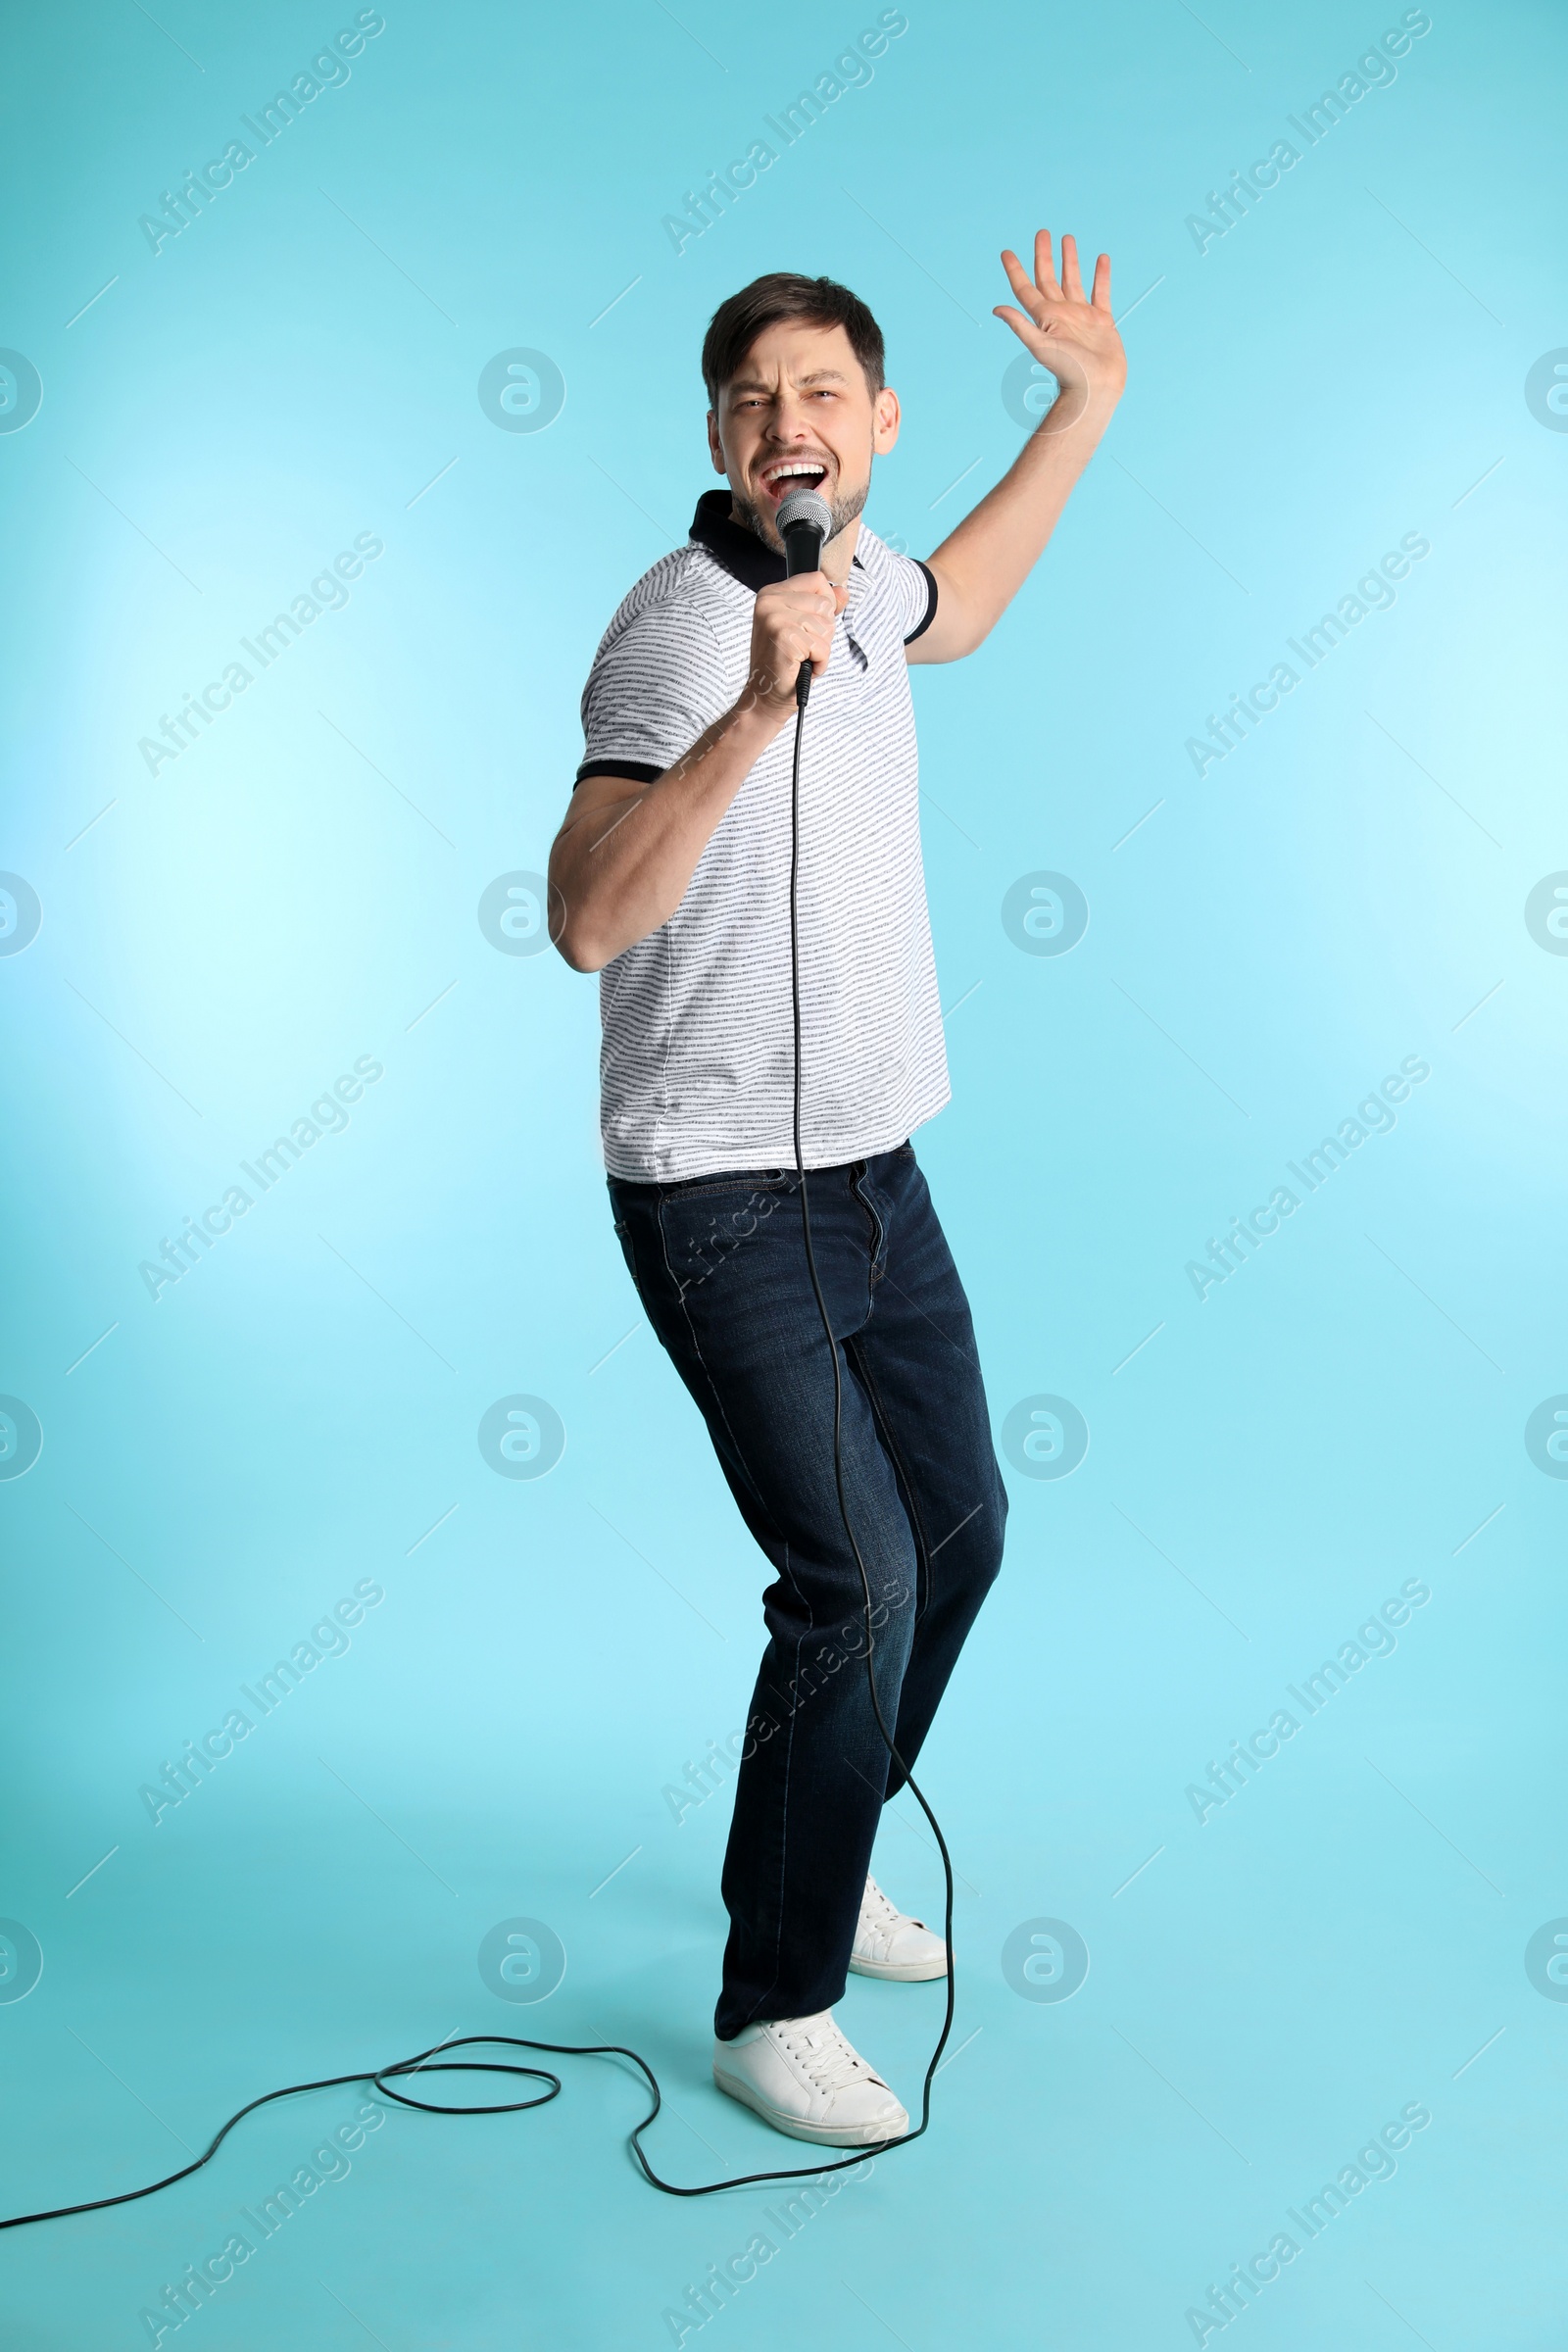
[690,490,783,590]
[690,489,863,590]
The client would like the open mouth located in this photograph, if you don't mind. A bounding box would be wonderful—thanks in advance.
[760,459,830,507]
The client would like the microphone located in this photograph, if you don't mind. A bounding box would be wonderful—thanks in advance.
[776,485,833,707]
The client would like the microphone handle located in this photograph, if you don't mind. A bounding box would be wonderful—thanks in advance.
[783,524,824,707]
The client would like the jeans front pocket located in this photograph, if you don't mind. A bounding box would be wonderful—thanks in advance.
[658,1171,797,1304]
[658,1167,794,1203]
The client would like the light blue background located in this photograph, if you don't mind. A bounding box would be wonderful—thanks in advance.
[2,1,1565,2344]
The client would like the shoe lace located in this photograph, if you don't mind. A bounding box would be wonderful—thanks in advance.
[779,2017,881,2093]
[860,1876,906,1933]
[860,1877,934,1956]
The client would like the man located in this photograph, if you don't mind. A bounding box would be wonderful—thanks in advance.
[550,233,1125,2146]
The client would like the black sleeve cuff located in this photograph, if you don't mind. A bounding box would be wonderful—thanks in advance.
[904,561,938,645]
[574,758,664,789]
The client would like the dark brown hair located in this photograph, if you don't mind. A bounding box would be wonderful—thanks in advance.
[701,272,886,408]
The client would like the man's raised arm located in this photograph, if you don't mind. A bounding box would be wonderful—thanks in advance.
[910,230,1126,666]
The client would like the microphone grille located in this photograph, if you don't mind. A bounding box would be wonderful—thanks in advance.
[775,486,832,541]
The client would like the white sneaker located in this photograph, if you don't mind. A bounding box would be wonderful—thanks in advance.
[849,1876,949,1982]
[712,2011,909,2147]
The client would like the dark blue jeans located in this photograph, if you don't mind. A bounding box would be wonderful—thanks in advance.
[609,1143,1006,2040]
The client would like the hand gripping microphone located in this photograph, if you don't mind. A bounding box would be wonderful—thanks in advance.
[775,484,833,707]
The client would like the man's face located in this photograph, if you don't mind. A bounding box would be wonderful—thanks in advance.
[707,320,900,554]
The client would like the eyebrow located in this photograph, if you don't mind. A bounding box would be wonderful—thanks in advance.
[727,368,851,394]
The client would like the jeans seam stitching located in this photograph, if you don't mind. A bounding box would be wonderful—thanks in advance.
[850,1163,888,1296]
[845,1334,936,1630]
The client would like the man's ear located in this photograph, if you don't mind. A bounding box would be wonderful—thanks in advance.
[706,408,728,475]
[872,386,901,456]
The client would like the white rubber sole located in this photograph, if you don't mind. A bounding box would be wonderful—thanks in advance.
[712,2064,909,2147]
[848,1948,949,1983]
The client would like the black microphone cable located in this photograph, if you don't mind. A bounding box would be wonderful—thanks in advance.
[0,640,957,2237]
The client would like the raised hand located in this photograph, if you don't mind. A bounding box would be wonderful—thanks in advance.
[993,230,1126,427]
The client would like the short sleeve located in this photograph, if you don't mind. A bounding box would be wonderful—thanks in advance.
[878,551,937,646]
[576,597,728,787]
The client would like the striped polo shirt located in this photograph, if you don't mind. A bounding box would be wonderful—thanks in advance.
[576,490,950,1183]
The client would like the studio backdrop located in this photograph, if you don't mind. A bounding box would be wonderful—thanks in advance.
[2,2,1565,2346]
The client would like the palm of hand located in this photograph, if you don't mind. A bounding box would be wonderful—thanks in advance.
[994,229,1126,403]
